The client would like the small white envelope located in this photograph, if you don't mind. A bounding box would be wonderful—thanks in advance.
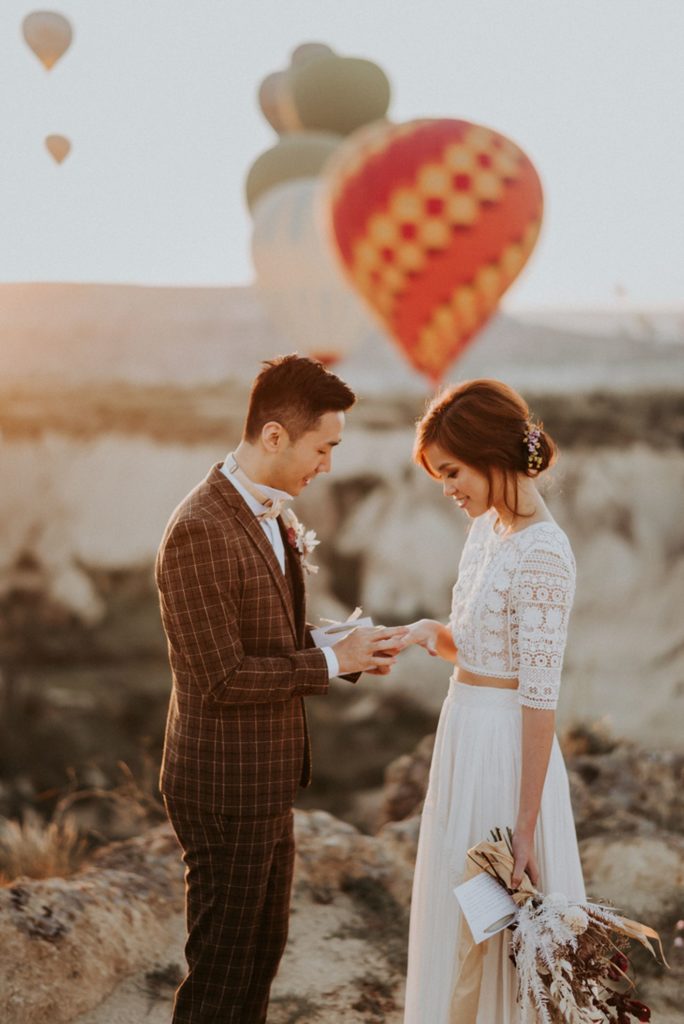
[309,617,374,648]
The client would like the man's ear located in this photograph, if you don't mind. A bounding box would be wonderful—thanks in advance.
[261,421,288,453]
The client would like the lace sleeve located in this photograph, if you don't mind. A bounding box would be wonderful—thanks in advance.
[512,540,575,710]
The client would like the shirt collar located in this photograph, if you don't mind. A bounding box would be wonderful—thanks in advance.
[220,453,292,516]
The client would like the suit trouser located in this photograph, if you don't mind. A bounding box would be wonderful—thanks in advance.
[164,798,295,1024]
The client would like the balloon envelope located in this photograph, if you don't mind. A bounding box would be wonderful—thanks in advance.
[45,134,71,163]
[258,71,298,135]
[252,178,374,365]
[323,118,544,382]
[22,11,73,70]
[246,133,341,213]
[290,42,335,67]
[290,56,391,137]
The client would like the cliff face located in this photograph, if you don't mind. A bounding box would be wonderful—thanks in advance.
[1,394,682,748]
[0,284,682,792]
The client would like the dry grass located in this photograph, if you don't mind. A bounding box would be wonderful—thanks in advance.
[51,758,166,842]
[0,759,165,886]
[0,807,89,884]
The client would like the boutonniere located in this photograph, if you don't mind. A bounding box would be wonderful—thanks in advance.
[281,508,320,575]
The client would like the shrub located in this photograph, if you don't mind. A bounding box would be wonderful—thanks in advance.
[0,808,89,884]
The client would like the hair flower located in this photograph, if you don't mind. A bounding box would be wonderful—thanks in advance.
[523,423,543,472]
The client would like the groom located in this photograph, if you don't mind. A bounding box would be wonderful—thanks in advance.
[156,355,406,1023]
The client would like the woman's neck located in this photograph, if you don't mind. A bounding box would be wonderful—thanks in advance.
[492,483,549,535]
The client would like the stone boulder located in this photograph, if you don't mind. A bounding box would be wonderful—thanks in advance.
[579,833,684,926]
[0,825,184,1024]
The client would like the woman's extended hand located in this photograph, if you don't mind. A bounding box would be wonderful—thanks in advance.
[401,619,441,656]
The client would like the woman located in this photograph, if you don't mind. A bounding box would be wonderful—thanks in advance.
[402,379,585,1024]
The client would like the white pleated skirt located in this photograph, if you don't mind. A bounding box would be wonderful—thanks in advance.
[403,680,586,1024]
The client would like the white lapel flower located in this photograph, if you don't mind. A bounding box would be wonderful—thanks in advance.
[281,508,320,575]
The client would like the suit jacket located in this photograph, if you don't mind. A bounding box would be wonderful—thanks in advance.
[156,462,333,817]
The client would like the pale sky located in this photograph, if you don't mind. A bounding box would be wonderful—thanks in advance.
[1,0,683,310]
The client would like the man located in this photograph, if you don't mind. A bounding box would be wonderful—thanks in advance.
[156,355,407,1023]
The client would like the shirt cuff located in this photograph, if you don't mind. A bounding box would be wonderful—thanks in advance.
[320,644,340,679]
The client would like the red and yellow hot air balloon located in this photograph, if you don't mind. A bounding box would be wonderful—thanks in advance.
[323,118,544,382]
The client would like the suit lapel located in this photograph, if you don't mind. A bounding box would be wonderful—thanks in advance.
[208,465,298,642]
[279,518,306,643]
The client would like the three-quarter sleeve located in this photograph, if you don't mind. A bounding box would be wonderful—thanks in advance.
[511,541,576,710]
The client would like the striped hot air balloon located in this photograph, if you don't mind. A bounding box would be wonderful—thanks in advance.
[323,118,544,383]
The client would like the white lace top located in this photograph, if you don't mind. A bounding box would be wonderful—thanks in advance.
[449,509,576,710]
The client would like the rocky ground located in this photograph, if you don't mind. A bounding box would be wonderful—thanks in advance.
[1,724,682,1024]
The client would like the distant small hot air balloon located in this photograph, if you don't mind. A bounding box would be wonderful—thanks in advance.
[22,11,73,70]
[45,134,71,164]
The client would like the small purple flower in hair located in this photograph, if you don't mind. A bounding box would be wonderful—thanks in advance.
[523,423,543,472]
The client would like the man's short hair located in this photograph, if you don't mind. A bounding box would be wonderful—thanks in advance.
[243,355,356,442]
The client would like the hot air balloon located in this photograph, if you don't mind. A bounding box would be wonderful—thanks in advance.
[257,46,391,138]
[289,55,391,137]
[22,11,73,70]
[290,42,335,67]
[258,71,298,135]
[258,44,337,136]
[252,178,374,365]
[246,133,341,213]
[323,118,544,383]
[45,134,71,164]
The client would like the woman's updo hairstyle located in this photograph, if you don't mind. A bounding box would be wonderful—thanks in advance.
[413,379,557,521]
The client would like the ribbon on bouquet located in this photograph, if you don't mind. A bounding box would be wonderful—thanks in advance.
[448,838,667,1024]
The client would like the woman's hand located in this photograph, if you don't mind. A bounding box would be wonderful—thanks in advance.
[401,619,441,656]
[511,828,539,889]
[400,619,458,663]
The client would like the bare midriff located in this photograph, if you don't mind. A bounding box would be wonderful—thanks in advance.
[455,663,519,690]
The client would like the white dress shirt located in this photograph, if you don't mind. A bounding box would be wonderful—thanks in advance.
[220,455,340,678]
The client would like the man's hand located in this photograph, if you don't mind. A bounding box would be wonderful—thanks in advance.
[333,626,408,675]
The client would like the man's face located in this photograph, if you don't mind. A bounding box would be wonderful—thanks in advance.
[273,411,345,495]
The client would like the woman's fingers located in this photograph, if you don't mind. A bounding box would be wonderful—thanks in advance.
[372,635,408,652]
[511,860,525,889]
[511,851,538,889]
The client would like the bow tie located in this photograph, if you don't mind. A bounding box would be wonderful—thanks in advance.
[226,456,291,522]
[257,497,287,521]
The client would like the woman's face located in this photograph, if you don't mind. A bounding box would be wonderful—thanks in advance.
[423,443,495,518]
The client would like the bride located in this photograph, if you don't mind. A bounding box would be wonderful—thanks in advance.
[401,379,586,1024]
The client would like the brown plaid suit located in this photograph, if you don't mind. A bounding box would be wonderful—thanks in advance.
[156,462,344,1023]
